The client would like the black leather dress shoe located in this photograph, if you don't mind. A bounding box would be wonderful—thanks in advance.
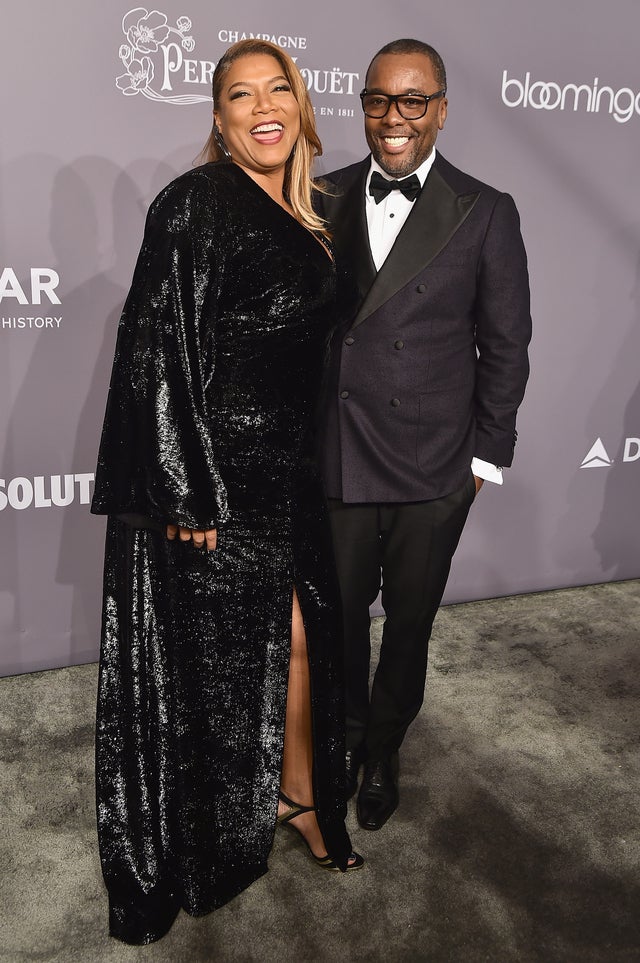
[356,756,399,830]
[345,745,365,800]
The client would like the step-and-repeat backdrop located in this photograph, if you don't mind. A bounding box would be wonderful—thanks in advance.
[2,1,638,675]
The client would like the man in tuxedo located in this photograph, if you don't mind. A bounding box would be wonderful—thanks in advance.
[318,39,531,830]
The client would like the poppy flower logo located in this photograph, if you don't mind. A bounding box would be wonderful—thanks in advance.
[116,8,210,103]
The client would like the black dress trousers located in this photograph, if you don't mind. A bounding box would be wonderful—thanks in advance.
[328,470,476,761]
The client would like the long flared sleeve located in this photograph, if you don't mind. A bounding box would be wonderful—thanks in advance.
[91,168,229,530]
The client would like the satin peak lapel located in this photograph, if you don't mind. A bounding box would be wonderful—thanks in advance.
[352,165,479,328]
[328,163,377,300]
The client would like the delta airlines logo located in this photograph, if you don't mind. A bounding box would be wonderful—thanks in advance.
[580,438,614,468]
[580,436,640,469]
[116,8,360,114]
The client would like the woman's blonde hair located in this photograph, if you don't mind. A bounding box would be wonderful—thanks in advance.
[201,39,328,236]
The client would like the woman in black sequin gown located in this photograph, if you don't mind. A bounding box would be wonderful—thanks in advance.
[91,40,361,945]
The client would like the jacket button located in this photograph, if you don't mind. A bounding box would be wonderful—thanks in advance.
[390,398,401,407]
[344,336,355,345]
[340,390,350,399]
[394,340,404,350]
[416,283,426,293]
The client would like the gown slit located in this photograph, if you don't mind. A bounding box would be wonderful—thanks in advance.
[276,586,331,859]
[280,586,317,804]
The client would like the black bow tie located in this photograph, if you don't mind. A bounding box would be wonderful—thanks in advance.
[369,170,421,204]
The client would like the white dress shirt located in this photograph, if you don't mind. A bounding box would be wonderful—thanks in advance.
[365,151,503,485]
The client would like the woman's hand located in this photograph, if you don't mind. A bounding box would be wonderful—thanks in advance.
[166,524,217,551]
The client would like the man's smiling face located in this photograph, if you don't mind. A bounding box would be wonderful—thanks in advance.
[364,52,447,178]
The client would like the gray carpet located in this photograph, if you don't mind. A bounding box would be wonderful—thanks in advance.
[1,580,639,962]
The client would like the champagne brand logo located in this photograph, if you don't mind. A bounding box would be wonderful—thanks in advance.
[0,474,94,511]
[501,71,640,124]
[117,9,209,104]
[116,8,360,113]
[0,268,62,331]
[580,437,640,469]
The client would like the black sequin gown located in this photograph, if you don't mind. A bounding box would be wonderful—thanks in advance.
[91,162,351,945]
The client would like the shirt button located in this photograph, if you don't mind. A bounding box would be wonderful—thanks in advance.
[394,340,404,350]
[340,390,350,400]
[416,283,426,293]
[390,398,401,407]
[344,336,355,345]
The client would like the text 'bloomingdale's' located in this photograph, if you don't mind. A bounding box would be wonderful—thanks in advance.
[502,71,640,123]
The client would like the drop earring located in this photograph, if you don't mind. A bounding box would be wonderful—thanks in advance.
[213,123,231,160]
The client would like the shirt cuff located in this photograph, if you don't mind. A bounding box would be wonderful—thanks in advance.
[471,457,503,485]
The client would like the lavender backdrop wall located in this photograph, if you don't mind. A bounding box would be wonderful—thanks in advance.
[2,0,638,675]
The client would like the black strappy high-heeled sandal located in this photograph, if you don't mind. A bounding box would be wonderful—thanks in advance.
[277,790,364,872]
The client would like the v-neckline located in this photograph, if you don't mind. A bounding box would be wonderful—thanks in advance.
[228,163,335,265]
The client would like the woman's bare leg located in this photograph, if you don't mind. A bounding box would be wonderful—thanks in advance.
[278,589,327,857]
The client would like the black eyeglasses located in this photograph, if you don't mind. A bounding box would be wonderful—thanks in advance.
[359,89,446,119]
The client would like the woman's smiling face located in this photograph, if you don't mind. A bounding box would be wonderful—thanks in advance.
[214,53,301,180]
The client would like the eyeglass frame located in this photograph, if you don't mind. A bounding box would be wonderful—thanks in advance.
[359,88,447,119]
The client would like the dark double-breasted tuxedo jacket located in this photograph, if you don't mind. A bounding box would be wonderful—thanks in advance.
[318,151,532,503]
